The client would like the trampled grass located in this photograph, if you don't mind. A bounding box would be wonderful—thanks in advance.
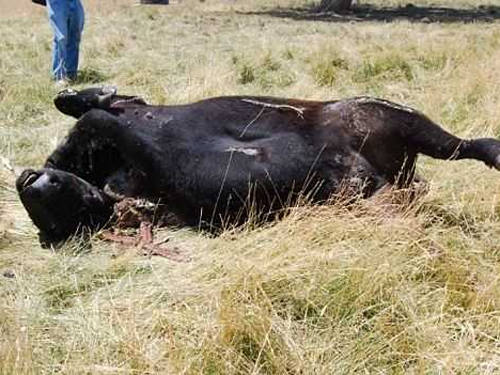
[3,0,500,373]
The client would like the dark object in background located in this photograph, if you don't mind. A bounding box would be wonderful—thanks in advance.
[140,0,169,4]
[32,0,47,6]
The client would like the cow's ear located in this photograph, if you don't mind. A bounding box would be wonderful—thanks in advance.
[83,192,102,206]
[82,192,113,217]
[38,231,65,249]
[38,230,92,250]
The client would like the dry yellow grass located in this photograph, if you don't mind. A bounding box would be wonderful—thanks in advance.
[3,0,500,373]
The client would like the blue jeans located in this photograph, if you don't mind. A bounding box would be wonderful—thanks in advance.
[46,0,85,80]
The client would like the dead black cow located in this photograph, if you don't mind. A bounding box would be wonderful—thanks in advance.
[16,86,500,246]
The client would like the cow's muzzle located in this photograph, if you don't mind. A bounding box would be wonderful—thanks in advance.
[16,169,61,199]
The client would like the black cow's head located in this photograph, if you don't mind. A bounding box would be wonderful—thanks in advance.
[54,86,118,118]
[16,168,113,248]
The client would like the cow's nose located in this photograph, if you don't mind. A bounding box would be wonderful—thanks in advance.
[29,172,61,197]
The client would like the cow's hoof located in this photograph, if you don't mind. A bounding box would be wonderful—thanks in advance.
[102,85,117,95]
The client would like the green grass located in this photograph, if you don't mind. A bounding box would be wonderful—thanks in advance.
[3,0,500,373]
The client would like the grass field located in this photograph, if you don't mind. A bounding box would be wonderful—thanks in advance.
[3,0,500,373]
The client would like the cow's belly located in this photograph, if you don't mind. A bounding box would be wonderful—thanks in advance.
[209,133,322,188]
[172,134,387,213]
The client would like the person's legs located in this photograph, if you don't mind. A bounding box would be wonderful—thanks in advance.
[46,0,69,80]
[66,0,85,80]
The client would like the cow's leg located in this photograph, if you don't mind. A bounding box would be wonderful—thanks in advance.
[350,101,500,187]
[54,86,148,118]
[45,110,134,188]
[405,115,500,170]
